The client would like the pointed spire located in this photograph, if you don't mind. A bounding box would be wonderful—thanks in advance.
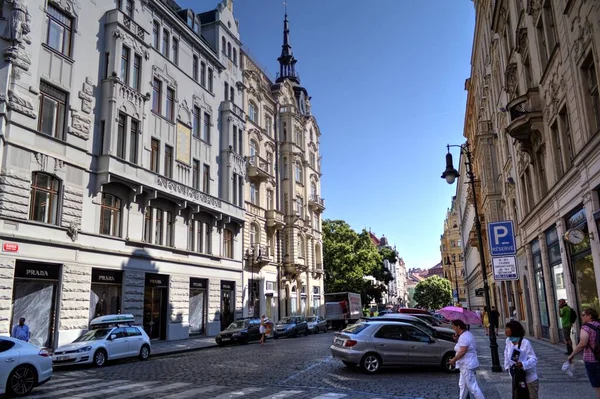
[277,2,299,83]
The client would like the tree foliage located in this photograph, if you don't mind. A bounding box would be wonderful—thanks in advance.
[323,219,393,304]
[413,276,452,310]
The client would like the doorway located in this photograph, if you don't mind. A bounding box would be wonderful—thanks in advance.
[189,278,207,335]
[143,273,169,340]
[220,281,235,331]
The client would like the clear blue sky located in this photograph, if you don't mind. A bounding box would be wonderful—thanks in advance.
[180,0,476,270]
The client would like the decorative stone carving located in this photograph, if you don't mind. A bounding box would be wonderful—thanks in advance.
[543,68,566,123]
[0,169,30,220]
[516,27,528,57]
[52,0,80,16]
[156,176,223,209]
[0,90,36,118]
[68,110,92,140]
[54,158,65,172]
[1,0,31,44]
[113,29,150,60]
[4,45,31,77]
[118,84,144,110]
[505,63,518,97]
[572,18,593,61]
[78,77,94,114]
[66,220,79,242]
[152,64,177,89]
[34,152,48,171]
[527,0,542,21]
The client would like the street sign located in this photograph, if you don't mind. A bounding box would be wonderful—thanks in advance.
[487,221,516,256]
[492,256,519,280]
[2,242,18,252]
[475,288,484,297]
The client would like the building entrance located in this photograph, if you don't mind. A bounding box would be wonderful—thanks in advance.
[143,273,169,340]
[220,281,235,331]
[189,278,207,335]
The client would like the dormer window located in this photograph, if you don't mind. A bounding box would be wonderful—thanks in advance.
[187,12,194,28]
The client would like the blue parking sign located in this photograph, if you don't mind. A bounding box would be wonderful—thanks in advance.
[487,221,516,256]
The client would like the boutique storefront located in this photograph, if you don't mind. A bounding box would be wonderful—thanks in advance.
[90,268,122,321]
[189,278,207,335]
[143,273,169,340]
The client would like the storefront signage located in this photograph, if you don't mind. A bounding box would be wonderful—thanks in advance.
[221,280,234,291]
[92,269,123,284]
[190,278,207,289]
[492,256,519,281]
[2,242,19,252]
[145,273,169,287]
[14,262,59,280]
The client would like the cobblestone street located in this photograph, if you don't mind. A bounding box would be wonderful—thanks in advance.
[23,327,596,399]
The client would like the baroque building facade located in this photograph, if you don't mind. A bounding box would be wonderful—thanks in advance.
[0,0,271,348]
[440,196,468,307]
[457,0,600,343]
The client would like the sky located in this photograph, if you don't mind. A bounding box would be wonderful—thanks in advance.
[180,0,476,270]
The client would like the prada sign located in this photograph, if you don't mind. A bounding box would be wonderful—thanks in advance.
[190,278,207,290]
[15,262,59,280]
[92,269,122,284]
[221,280,235,291]
[145,273,169,288]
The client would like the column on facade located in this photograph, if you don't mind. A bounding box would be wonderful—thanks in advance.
[525,244,541,339]
[538,232,559,343]
[583,194,600,303]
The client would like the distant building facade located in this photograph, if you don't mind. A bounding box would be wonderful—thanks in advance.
[440,196,468,307]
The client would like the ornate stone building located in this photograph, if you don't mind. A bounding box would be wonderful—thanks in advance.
[458,0,600,342]
[0,0,250,347]
[240,12,325,320]
[440,196,468,307]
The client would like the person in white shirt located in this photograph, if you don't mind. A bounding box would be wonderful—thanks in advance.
[449,319,485,399]
[503,320,539,399]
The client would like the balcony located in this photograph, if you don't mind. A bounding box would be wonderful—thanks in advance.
[220,100,245,121]
[266,209,285,229]
[308,195,326,213]
[505,87,543,149]
[123,15,145,41]
[247,155,272,181]
[246,245,272,268]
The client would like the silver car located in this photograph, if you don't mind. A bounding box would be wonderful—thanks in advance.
[306,316,328,334]
[330,321,457,374]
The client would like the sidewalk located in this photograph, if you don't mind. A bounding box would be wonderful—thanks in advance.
[150,335,218,356]
[470,326,595,398]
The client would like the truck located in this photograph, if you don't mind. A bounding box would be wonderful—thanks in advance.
[324,292,362,330]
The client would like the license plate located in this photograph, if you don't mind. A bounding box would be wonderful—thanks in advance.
[221,337,230,341]
[54,356,71,361]
[335,339,344,346]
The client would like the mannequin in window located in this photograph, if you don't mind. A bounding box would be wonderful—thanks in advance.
[95,292,107,317]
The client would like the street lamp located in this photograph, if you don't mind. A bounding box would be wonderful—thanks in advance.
[245,246,263,318]
[445,256,460,305]
[441,142,502,373]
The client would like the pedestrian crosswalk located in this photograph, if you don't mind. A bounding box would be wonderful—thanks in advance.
[27,375,419,399]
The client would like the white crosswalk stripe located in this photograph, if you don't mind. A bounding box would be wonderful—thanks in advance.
[211,387,265,398]
[28,380,128,398]
[72,381,162,398]
[260,390,304,398]
[310,394,348,399]
[108,382,191,399]
[162,385,226,398]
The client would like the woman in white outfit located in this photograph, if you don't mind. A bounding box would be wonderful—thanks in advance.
[259,314,267,345]
[504,320,539,399]
[449,319,485,399]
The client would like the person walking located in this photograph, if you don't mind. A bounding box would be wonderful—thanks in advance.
[483,306,490,335]
[504,320,539,399]
[490,306,500,336]
[558,299,575,355]
[11,317,30,342]
[568,308,600,398]
[449,319,485,399]
[259,314,268,345]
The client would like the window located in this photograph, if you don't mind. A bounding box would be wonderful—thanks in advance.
[265,116,272,137]
[203,221,211,254]
[249,102,257,123]
[143,207,152,242]
[129,119,138,164]
[131,54,142,91]
[230,87,235,103]
[224,82,229,103]
[582,54,600,132]
[295,162,303,183]
[250,182,258,205]
[202,164,210,194]
[203,112,211,143]
[238,176,243,206]
[310,182,317,198]
[283,157,288,179]
[298,234,305,258]
[536,0,557,70]
[227,42,232,58]
[152,78,162,113]
[232,173,239,205]
[153,21,160,49]
[45,4,72,57]
[295,129,302,147]
[232,126,238,153]
[166,211,174,246]
[208,68,213,92]
[266,152,273,174]
[150,138,159,173]
[193,106,201,138]
[38,81,67,140]
[310,152,315,168]
[164,145,173,178]
[200,62,206,87]
[124,0,133,17]
[221,37,226,54]
[295,196,303,218]
[193,55,199,81]
[250,223,258,247]
[116,113,126,159]
[249,139,258,160]
[120,46,130,83]
[154,208,163,245]
[267,189,273,210]
[162,29,170,58]
[223,229,233,258]
[104,52,110,79]
[188,220,195,251]
[166,87,175,121]
[29,172,60,225]
[172,38,179,65]
[233,48,237,65]
[100,193,121,237]
[192,159,200,189]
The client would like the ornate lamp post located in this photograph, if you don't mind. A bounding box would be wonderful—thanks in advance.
[441,142,502,372]
[445,255,460,305]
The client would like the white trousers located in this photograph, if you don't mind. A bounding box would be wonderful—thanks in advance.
[458,368,485,399]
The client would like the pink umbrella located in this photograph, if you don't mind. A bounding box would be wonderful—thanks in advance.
[438,306,481,324]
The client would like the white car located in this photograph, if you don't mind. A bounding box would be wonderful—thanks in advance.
[0,336,53,396]
[52,314,151,367]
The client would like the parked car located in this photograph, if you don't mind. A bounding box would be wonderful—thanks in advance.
[361,315,455,342]
[330,321,457,373]
[0,336,53,396]
[397,308,430,315]
[410,313,447,327]
[306,316,328,333]
[215,318,262,345]
[273,316,309,338]
[52,314,151,367]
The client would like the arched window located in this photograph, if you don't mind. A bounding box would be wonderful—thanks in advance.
[249,139,258,162]
[295,162,303,183]
[248,102,258,123]
[315,243,322,269]
[29,172,60,225]
[100,193,122,237]
[250,223,259,246]
[227,42,232,58]
[221,37,226,54]
[297,234,305,258]
[223,228,233,258]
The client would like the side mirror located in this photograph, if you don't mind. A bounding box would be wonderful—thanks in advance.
[429,337,436,344]
[110,334,117,340]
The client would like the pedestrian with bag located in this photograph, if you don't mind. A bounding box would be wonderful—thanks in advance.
[559,298,576,355]
[503,320,538,399]
[568,308,600,398]
[259,314,269,345]
[448,319,485,399]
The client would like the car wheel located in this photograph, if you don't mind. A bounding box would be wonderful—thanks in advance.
[360,353,381,374]
[93,349,107,367]
[7,364,37,397]
[442,352,458,373]
[139,344,151,361]
[240,337,249,345]
[304,328,309,336]
[342,361,356,368]
[274,334,279,340]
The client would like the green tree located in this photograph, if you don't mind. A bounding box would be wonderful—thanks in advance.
[413,275,452,310]
[323,220,386,304]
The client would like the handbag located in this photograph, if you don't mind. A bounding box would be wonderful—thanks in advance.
[511,339,530,399]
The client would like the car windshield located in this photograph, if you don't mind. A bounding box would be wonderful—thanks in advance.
[227,320,248,329]
[306,317,317,322]
[342,323,369,334]
[279,317,295,324]
[74,328,112,342]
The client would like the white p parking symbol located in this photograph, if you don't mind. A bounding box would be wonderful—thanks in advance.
[493,226,509,245]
